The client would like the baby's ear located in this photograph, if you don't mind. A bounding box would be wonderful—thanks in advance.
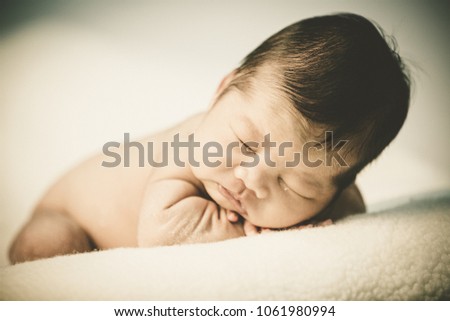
[208,70,237,109]
[217,70,237,93]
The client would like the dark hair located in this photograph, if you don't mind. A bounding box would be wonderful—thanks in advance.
[225,13,411,189]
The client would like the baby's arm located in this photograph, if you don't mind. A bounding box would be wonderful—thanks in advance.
[137,179,245,247]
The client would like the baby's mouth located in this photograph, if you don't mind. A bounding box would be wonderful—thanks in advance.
[218,184,247,215]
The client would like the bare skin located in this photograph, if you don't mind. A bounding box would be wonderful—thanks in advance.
[9,73,365,264]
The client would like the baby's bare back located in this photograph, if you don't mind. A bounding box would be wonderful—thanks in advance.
[37,113,206,249]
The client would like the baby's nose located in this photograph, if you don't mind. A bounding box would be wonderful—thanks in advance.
[234,166,269,199]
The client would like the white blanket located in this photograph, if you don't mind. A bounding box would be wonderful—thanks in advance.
[1,0,450,302]
[1,192,449,300]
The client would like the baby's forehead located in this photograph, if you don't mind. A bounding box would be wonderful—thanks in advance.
[240,88,318,144]
[236,75,317,136]
[246,93,351,167]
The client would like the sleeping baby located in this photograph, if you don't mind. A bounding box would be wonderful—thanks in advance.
[9,13,410,263]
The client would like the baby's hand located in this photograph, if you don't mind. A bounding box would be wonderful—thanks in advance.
[138,179,245,247]
[226,210,240,223]
[224,211,261,235]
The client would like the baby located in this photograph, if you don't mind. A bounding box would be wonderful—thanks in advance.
[9,13,410,263]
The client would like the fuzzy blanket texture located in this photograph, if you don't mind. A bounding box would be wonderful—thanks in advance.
[1,192,449,300]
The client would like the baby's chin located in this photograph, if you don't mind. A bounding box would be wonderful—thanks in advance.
[246,213,305,229]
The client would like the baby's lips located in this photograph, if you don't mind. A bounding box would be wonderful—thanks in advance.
[218,184,247,215]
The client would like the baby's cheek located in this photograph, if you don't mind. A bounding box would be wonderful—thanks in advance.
[249,201,321,229]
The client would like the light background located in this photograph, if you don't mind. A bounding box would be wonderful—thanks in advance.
[0,0,449,266]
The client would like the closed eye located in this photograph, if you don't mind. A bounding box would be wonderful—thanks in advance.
[278,177,314,200]
[239,139,257,154]
[278,176,290,192]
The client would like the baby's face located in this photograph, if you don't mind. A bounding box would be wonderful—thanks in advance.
[191,88,347,228]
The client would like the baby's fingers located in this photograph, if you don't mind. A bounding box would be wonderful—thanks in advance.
[296,218,333,230]
[297,224,314,230]
[243,220,259,236]
[226,210,240,223]
[316,219,333,227]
